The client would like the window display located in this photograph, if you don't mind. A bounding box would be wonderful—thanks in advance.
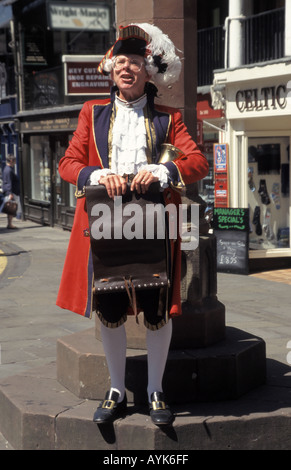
[248,137,290,250]
[198,140,215,206]
[30,136,51,202]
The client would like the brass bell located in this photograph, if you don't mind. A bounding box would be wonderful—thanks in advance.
[158,143,184,164]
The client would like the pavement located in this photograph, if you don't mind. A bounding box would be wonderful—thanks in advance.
[0,214,290,450]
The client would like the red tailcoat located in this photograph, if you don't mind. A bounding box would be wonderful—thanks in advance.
[57,90,209,318]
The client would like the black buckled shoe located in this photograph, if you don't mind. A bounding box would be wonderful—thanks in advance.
[149,391,174,426]
[93,390,127,424]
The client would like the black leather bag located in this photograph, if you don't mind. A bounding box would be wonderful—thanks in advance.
[86,183,169,298]
[2,199,17,217]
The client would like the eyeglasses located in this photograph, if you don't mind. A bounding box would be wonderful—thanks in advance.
[113,57,144,72]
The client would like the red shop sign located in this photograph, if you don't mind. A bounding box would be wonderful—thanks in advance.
[214,143,229,208]
[63,56,112,95]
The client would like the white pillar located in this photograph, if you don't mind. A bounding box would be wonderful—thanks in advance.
[285,0,291,56]
[226,0,245,68]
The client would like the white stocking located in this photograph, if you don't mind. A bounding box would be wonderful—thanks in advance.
[100,323,127,402]
[146,319,172,402]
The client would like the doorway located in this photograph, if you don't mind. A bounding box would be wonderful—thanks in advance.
[248,136,290,251]
[51,134,69,226]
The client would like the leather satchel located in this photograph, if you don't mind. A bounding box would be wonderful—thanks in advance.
[86,183,169,305]
[2,199,17,217]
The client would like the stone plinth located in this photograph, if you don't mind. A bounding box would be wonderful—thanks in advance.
[57,326,266,405]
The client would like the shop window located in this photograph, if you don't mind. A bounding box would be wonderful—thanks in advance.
[18,2,115,111]
[30,136,51,202]
[248,137,290,250]
[198,129,216,211]
[197,0,228,29]
[67,134,76,209]
[69,184,76,208]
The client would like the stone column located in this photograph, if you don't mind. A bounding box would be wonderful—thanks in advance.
[116,0,196,135]
[227,0,245,68]
[113,0,226,349]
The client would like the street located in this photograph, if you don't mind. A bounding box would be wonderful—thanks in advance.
[0,214,290,449]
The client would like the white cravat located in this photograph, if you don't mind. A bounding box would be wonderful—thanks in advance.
[111,94,148,175]
[90,94,169,188]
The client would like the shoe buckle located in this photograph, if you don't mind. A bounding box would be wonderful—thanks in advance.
[102,399,115,410]
[152,400,166,411]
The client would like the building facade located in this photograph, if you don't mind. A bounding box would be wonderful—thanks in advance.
[0,2,18,190]
[2,0,290,265]
[198,0,291,264]
[0,0,115,228]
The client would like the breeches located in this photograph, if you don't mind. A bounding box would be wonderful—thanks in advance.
[95,287,168,331]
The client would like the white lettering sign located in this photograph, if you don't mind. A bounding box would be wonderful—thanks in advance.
[48,2,110,31]
[236,85,287,113]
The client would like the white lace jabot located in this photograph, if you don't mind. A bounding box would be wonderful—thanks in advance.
[111,94,147,176]
[89,93,169,188]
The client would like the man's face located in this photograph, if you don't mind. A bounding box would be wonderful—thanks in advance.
[112,54,150,101]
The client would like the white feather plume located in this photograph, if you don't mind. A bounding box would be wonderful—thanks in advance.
[132,23,182,86]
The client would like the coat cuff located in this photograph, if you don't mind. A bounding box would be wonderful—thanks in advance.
[163,161,185,190]
[75,166,102,198]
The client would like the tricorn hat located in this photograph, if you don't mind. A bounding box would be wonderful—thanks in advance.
[98,23,182,87]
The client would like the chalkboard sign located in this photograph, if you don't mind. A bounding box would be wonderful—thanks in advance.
[213,208,249,275]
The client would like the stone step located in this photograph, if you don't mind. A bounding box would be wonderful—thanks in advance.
[56,326,266,403]
[0,362,289,450]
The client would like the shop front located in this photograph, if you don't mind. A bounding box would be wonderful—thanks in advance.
[17,52,112,229]
[196,92,225,214]
[18,108,80,229]
[212,61,291,264]
[0,119,18,167]
[8,0,115,229]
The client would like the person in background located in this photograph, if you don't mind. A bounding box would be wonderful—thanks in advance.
[2,154,20,229]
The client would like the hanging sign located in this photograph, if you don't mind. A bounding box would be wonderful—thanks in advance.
[214,176,228,208]
[47,2,110,31]
[214,143,228,173]
[63,55,112,95]
[214,143,229,208]
[23,25,47,65]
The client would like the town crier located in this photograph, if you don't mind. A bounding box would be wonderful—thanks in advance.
[57,23,209,426]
